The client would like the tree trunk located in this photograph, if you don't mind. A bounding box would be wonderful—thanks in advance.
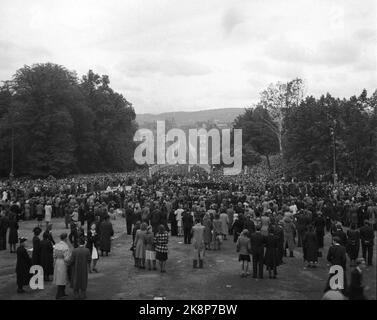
[266,154,271,171]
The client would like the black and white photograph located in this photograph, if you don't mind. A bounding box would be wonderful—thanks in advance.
[0,0,376,306]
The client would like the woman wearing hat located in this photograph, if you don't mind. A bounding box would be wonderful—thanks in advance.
[144,225,156,271]
[86,223,100,273]
[16,237,31,293]
[31,227,42,265]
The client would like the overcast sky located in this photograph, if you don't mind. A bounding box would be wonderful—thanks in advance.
[0,0,376,114]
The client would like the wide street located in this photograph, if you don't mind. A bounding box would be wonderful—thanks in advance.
[0,216,375,300]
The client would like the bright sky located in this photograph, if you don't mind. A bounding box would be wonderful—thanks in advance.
[0,0,376,114]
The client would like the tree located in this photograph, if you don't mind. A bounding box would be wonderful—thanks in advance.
[259,78,305,154]
[234,106,279,169]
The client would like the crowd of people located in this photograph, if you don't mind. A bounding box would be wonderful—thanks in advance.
[0,168,376,300]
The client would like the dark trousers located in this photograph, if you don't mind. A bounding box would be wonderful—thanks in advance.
[184,227,192,244]
[56,285,66,299]
[0,234,6,250]
[361,243,374,265]
[252,253,264,278]
[126,219,133,235]
[316,232,324,249]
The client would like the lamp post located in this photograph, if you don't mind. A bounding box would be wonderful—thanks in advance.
[330,119,337,185]
[2,80,16,185]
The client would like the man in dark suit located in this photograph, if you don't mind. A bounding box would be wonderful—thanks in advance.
[250,225,265,279]
[327,236,347,293]
[182,210,194,244]
[348,258,367,300]
[359,220,374,266]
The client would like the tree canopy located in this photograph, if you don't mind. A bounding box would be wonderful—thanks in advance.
[0,63,136,177]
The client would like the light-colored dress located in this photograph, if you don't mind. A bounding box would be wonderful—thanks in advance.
[53,241,70,286]
[135,229,147,259]
[45,205,52,223]
[219,213,229,235]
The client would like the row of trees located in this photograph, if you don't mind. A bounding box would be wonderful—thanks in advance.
[235,79,377,183]
[0,63,137,177]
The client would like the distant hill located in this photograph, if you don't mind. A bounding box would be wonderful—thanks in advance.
[136,108,245,127]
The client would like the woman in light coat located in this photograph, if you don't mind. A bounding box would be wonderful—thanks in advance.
[192,219,205,268]
[53,233,71,299]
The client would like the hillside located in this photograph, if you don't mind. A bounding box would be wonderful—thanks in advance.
[136,108,245,126]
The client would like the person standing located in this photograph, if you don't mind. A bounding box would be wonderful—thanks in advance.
[86,223,100,273]
[236,229,251,278]
[8,213,19,253]
[16,237,32,293]
[134,222,147,269]
[303,225,318,268]
[313,211,326,257]
[144,225,156,271]
[250,225,265,279]
[44,201,52,228]
[327,236,347,293]
[202,213,212,250]
[359,220,374,266]
[283,216,296,258]
[212,213,223,251]
[219,210,229,240]
[99,215,114,256]
[31,227,42,266]
[0,210,9,251]
[264,227,278,279]
[70,237,91,300]
[192,218,205,269]
[125,203,134,235]
[346,223,360,267]
[53,233,71,300]
[182,210,194,245]
[155,225,169,273]
[348,258,367,300]
[40,232,54,281]
[36,201,44,228]
[174,204,184,237]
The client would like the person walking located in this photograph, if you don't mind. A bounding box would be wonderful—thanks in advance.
[16,237,32,293]
[212,213,223,251]
[202,213,212,250]
[53,233,71,300]
[70,237,91,300]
